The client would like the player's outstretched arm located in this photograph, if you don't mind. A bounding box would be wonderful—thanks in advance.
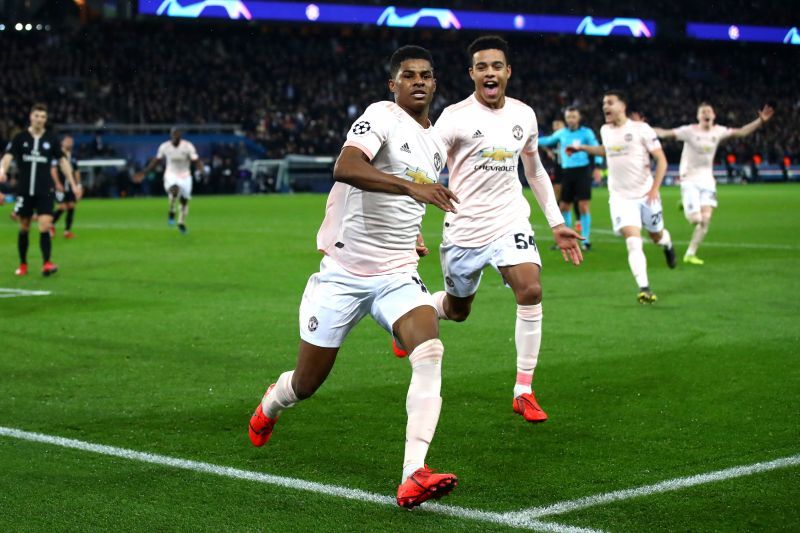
[0,153,12,182]
[333,146,459,213]
[520,150,583,265]
[653,127,676,139]
[730,104,775,138]
[566,144,605,157]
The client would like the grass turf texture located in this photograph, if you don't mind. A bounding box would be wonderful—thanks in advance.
[0,184,798,531]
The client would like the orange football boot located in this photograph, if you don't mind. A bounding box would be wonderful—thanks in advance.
[396,466,458,509]
[249,384,278,447]
[513,391,548,423]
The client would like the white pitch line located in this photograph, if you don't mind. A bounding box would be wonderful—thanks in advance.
[571,228,800,251]
[0,288,52,298]
[0,426,598,533]
[507,453,800,522]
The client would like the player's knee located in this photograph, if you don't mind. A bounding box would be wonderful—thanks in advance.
[686,212,702,224]
[447,303,471,322]
[626,236,643,253]
[516,283,542,305]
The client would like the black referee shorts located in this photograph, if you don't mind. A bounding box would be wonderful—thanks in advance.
[560,165,593,203]
[14,192,55,218]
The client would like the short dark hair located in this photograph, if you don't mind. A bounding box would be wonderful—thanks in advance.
[31,103,47,113]
[389,45,434,78]
[603,90,627,105]
[467,35,509,65]
[564,106,581,114]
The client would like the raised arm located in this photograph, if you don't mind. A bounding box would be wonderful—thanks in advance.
[729,104,775,138]
[566,144,605,157]
[333,146,459,213]
[653,127,676,139]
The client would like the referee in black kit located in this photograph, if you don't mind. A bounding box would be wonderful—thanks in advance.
[0,103,78,276]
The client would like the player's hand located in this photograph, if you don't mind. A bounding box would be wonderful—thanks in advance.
[133,171,144,183]
[75,184,83,201]
[0,170,6,183]
[552,224,583,265]
[55,182,65,193]
[565,146,581,156]
[592,168,603,183]
[759,105,774,123]
[646,188,660,205]
[409,182,459,213]
[415,234,429,257]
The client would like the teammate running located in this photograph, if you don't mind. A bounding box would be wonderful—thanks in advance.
[653,102,774,264]
[569,90,676,304]
[419,36,582,424]
[248,46,460,509]
[135,128,203,234]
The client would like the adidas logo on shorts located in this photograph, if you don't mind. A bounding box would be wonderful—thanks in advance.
[472,130,484,138]
[400,143,411,153]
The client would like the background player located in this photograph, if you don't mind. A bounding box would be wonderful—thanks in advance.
[0,103,78,276]
[52,135,82,239]
[569,90,676,303]
[430,36,583,423]
[134,127,203,234]
[539,106,603,250]
[248,46,460,509]
[653,102,775,264]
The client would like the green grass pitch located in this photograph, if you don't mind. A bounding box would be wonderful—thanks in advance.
[0,184,798,531]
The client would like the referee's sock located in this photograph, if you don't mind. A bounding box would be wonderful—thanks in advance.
[580,212,591,243]
[53,208,64,224]
[40,231,52,263]
[18,230,29,264]
[562,210,573,228]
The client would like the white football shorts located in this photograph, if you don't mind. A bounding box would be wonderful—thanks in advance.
[440,222,541,298]
[298,256,434,348]
[164,173,192,200]
[609,194,664,234]
[681,182,718,217]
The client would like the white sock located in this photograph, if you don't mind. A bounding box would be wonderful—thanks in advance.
[687,221,709,256]
[261,370,299,419]
[402,339,443,482]
[514,304,542,398]
[178,202,189,224]
[656,228,672,248]
[626,236,649,288]
[432,291,450,320]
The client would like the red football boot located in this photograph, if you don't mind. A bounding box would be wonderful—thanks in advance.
[42,262,59,277]
[397,465,458,509]
[513,391,548,423]
[248,384,278,447]
[392,338,408,358]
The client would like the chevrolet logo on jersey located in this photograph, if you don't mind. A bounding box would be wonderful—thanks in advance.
[607,145,626,155]
[404,167,434,184]
[475,147,516,172]
[480,147,515,161]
